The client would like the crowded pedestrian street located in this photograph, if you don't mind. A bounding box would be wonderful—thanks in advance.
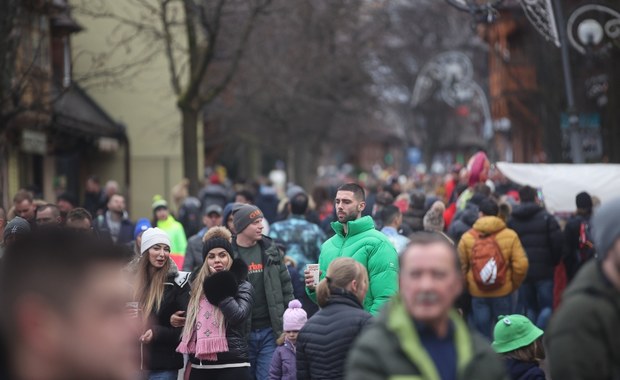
[2,1,620,380]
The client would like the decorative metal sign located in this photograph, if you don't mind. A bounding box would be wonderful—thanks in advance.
[520,0,561,47]
[567,4,620,55]
[412,51,493,139]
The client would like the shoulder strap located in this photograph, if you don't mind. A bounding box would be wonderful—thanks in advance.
[469,229,481,239]
[174,271,191,287]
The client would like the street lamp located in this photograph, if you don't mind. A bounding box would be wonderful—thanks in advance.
[567,4,620,55]
[446,0,504,23]
[577,19,604,46]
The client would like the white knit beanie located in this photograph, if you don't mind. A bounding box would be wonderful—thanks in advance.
[140,227,171,255]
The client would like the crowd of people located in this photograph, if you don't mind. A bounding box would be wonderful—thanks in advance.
[1,154,619,380]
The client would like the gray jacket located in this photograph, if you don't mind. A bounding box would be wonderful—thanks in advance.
[183,229,206,272]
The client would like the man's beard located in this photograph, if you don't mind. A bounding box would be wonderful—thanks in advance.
[340,211,359,224]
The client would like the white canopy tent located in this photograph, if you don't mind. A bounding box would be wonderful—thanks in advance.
[496,162,620,213]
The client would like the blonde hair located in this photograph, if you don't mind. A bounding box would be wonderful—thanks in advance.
[316,257,368,308]
[183,228,233,339]
[276,332,286,346]
[134,248,171,322]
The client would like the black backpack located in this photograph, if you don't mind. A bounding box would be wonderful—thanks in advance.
[578,220,596,264]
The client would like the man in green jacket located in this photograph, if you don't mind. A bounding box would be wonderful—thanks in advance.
[232,204,294,380]
[346,232,508,380]
[305,183,399,315]
[547,198,620,380]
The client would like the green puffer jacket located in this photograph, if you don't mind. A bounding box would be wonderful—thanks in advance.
[546,260,620,380]
[307,216,399,315]
[346,297,509,380]
[232,235,294,338]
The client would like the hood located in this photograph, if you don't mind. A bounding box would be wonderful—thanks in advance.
[331,215,375,238]
[461,205,480,226]
[167,258,180,278]
[511,202,543,219]
[473,216,506,234]
[257,235,284,264]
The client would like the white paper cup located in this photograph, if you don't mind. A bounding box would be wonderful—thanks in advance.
[306,264,320,287]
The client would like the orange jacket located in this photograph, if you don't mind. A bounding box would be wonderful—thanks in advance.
[458,216,529,298]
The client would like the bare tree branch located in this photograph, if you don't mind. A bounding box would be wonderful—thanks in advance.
[160,0,182,95]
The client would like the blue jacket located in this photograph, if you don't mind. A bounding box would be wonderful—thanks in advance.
[269,215,326,280]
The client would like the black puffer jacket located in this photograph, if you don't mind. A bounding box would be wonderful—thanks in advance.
[191,259,254,365]
[402,209,426,233]
[296,292,372,380]
[147,266,191,371]
[509,202,563,282]
[563,214,591,281]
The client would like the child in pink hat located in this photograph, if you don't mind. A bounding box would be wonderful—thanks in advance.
[268,300,307,380]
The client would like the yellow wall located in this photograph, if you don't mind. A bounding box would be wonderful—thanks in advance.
[72,2,197,219]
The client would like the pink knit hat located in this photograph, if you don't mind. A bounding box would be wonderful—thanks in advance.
[283,300,307,331]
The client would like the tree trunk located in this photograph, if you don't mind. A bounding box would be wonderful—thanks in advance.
[287,138,296,184]
[181,106,200,195]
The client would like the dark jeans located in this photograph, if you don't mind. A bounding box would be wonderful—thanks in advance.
[248,327,277,380]
[471,294,513,339]
[189,366,250,380]
[519,279,554,330]
[147,370,178,380]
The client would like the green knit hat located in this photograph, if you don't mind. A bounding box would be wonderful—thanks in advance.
[492,314,543,354]
[152,195,168,211]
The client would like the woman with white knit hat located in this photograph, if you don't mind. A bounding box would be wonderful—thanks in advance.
[134,227,191,380]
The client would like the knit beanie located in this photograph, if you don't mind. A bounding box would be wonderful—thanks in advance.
[492,314,543,354]
[140,227,171,255]
[152,195,168,211]
[423,201,445,232]
[202,226,233,261]
[592,197,620,260]
[3,217,31,240]
[283,300,307,331]
[576,191,593,210]
[233,204,263,233]
[134,218,152,240]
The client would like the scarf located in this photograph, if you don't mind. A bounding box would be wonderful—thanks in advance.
[177,296,228,361]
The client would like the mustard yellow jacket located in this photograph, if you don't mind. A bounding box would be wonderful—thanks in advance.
[458,216,529,298]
